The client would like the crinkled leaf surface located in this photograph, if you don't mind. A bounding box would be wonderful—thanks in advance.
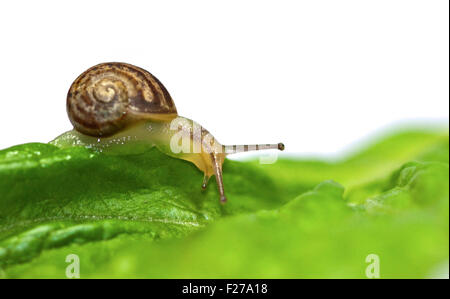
[0,127,448,278]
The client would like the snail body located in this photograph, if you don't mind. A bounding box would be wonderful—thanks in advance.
[53,62,284,203]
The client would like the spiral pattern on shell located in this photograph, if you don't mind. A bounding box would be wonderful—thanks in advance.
[67,62,178,137]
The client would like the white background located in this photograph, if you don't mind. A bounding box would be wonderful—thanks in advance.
[0,0,448,157]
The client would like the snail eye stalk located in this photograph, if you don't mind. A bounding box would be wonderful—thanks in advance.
[222,143,284,154]
[207,143,284,204]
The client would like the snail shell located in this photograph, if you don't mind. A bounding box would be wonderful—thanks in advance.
[67,62,178,137]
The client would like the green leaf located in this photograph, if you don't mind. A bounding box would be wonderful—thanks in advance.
[0,127,448,278]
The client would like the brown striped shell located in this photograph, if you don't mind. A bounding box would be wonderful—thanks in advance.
[67,62,178,137]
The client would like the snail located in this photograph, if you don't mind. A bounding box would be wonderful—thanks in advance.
[53,62,284,203]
